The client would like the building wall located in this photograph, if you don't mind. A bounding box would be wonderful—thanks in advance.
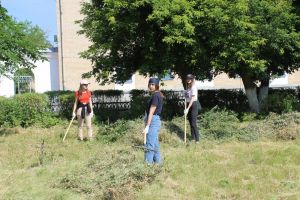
[33,59,51,93]
[0,76,14,97]
[57,0,300,91]
[57,0,114,91]
[213,74,243,89]
[49,51,60,91]
[0,50,59,97]
[288,70,300,86]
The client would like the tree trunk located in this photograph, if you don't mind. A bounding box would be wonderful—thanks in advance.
[178,72,188,90]
[258,79,269,104]
[241,76,260,113]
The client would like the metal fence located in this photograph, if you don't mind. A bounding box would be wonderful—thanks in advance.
[49,90,185,112]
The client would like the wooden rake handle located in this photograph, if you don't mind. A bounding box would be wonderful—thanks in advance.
[62,116,76,142]
[184,97,187,144]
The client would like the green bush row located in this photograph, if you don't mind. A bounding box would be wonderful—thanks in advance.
[47,87,300,121]
[0,93,59,128]
[263,89,300,113]
[1,87,299,128]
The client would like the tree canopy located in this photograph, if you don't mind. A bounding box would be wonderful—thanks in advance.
[198,0,300,112]
[0,6,49,77]
[79,0,300,112]
[79,0,211,86]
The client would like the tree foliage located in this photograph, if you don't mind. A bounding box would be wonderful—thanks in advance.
[198,0,300,112]
[0,6,49,77]
[78,0,211,85]
[200,0,300,79]
[79,0,300,112]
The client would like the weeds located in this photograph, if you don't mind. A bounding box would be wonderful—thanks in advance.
[56,149,162,199]
[1,111,300,199]
[96,120,130,143]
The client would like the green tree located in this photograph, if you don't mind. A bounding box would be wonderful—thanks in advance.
[293,0,300,30]
[0,6,49,77]
[78,0,211,87]
[79,0,300,113]
[198,0,300,112]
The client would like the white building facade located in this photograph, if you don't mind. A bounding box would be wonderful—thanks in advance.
[0,48,59,97]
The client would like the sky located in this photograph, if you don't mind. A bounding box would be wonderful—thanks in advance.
[2,0,57,46]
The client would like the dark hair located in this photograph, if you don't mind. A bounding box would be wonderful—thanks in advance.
[186,74,195,80]
[155,85,164,98]
[186,74,195,89]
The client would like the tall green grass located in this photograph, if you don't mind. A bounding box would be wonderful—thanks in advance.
[0,112,299,199]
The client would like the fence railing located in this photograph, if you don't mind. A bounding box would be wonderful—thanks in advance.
[49,90,185,112]
[48,87,300,115]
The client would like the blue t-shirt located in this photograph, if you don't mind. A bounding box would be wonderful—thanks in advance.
[147,92,163,116]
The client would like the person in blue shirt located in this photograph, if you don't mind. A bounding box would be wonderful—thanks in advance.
[142,77,163,164]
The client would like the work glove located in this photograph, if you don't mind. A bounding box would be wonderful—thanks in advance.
[143,125,149,144]
[143,125,149,135]
[184,108,189,116]
[72,112,76,118]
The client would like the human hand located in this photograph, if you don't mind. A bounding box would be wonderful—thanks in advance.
[90,112,94,118]
[143,125,149,135]
[184,109,189,115]
[72,112,76,118]
[143,125,149,144]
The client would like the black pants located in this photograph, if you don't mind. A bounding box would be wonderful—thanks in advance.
[187,101,200,141]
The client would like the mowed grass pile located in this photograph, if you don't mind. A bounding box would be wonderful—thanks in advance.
[0,111,300,199]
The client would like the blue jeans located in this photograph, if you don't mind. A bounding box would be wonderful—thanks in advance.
[144,115,161,164]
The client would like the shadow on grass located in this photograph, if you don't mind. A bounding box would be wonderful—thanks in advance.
[165,122,191,141]
[0,128,20,137]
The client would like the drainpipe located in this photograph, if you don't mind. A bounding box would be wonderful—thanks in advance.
[58,0,65,90]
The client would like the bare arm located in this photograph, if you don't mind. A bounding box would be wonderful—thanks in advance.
[89,97,93,113]
[72,97,78,114]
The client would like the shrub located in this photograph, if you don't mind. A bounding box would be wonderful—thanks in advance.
[0,93,59,127]
[265,112,300,140]
[261,92,300,114]
[198,89,249,113]
[57,93,74,119]
[0,98,20,127]
[96,120,130,143]
[46,87,300,121]
[200,108,241,139]
[161,90,184,119]
[93,89,123,97]
[45,90,74,118]
[128,90,149,119]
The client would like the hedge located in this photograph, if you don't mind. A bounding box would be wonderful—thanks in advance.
[0,93,59,127]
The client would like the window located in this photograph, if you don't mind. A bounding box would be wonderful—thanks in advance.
[14,69,35,94]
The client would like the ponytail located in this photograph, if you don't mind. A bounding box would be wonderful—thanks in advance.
[155,85,164,98]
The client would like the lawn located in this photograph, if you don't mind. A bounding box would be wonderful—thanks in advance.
[0,113,299,200]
